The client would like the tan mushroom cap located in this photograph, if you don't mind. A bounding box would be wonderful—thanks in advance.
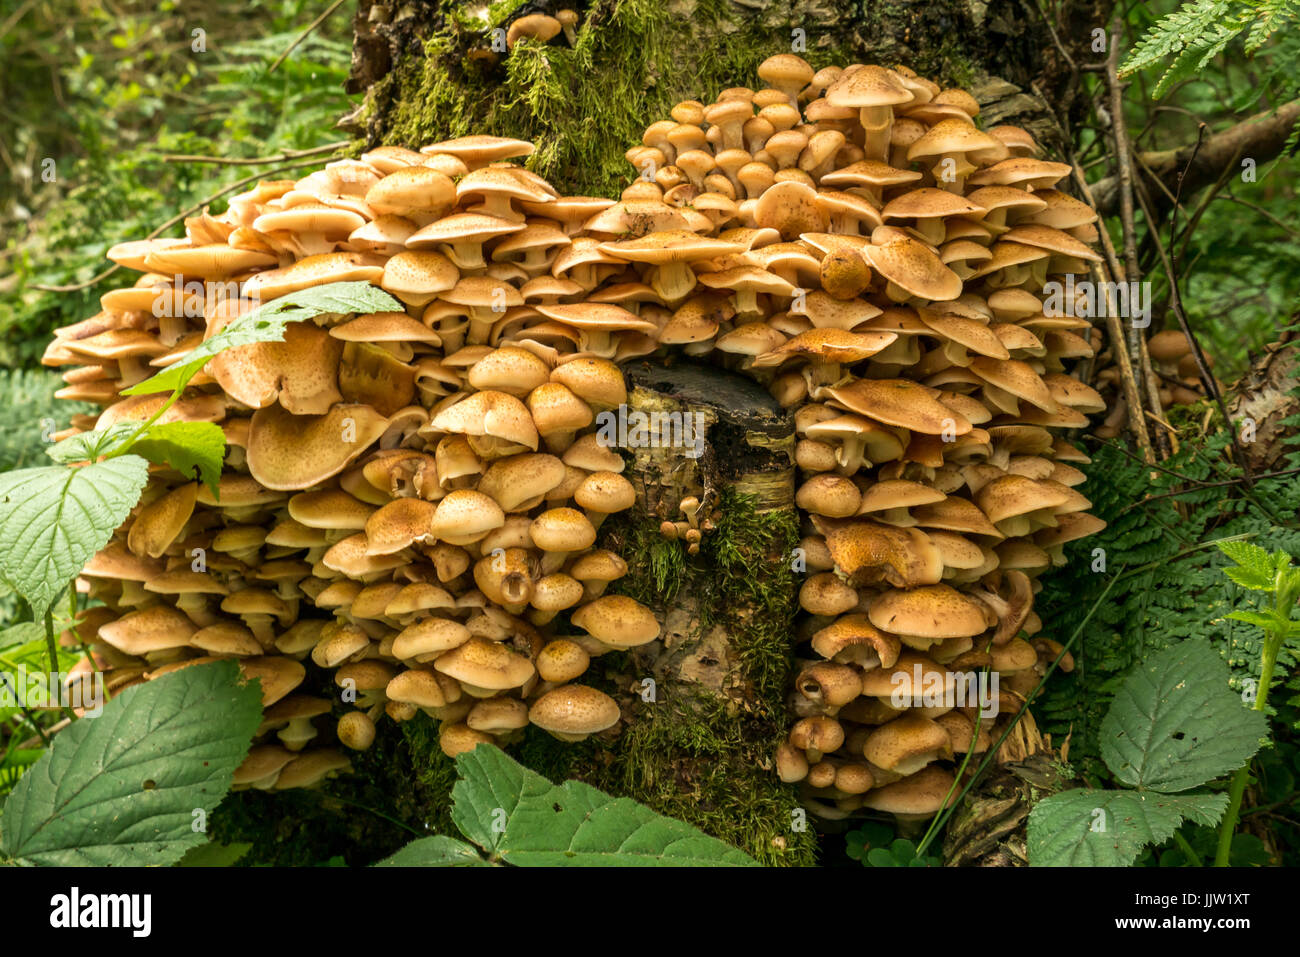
[865,234,963,301]
[364,497,436,555]
[860,764,957,819]
[208,321,343,416]
[863,714,953,775]
[430,489,505,546]
[529,684,621,740]
[82,542,164,582]
[239,655,307,706]
[856,479,946,517]
[968,357,1058,413]
[752,328,898,368]
[247,403,388,491]
[530,507,597,552]
[816,519,943,589]
[431,390,539,454]
[810,614,902,668]
[826,378,972,435]
[392,618,472,661]
[421,135,535,167]
[381,250,459,306]
[754,180,829,240]
[233,744,297,788]
[127,482,198,558]
[549,357,628,410]
[571,594,660,648]
[274,748,351,790]
[287,489,374,529]
[241,252,386,302]
[868,584,989,640]
[535,638,591,682]
[433,637,536,691]
[98,605,197,655]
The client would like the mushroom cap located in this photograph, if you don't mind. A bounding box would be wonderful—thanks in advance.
[975,474,1070,524]
[467,697,530,733]
[825,378,972,435]
[364,497,436,555]
[127,483,198,559]
[239,655,307,706]
[386,668,453,708]
[529,684,621,736]
[98,605,197,655]
[208,321,343,416]
[233,744,297,787]
[754,181,828,240]
[431,390,539,451]
[535,302,658,335]
[574,470,636,514]
[530,507,597,551]
[433,637,536,690]
[571,595,660,648]
[826,64,913,109]
[863,714,952,773]
[753,328,898,367]
[421,135,535,164]
[430,489,505,545]
[860,764,957,816]
[868,584,989,639]
[247,403,388,491]
[274,749,351,790]
[287,489,374,529]
[599,229,744,264]
[819,519,943,588]
[478,453,567,511]
[864,235,963,301]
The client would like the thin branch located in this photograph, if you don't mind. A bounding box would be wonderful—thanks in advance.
[31,154,336,293]
[154,141,347,165]
[268,0,349,74]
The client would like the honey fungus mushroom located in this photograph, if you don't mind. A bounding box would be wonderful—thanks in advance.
[54,58,1107,818]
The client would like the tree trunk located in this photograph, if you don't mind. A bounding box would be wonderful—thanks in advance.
[216,0,1110,866]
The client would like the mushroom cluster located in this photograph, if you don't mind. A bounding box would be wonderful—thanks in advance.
[606,56,1109,822]
[45,53,1110,811]
[1093,328,1218,437]
[47,135,671,789]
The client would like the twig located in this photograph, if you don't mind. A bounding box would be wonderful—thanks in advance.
[155,141,347,165]
[1105,16,1169,459]
[1130,173,1256,487]
[268,0,349,74]
[31,154,336,293]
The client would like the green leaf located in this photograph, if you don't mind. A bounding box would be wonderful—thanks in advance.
[1226,609,1288,632]
[129,422,227,496]
[122,281,401,397]
[0,457,149,620]
[1099,641,1269,792]
[1028,789,1229,866]
[0,660,262,866]
[375,835,490,867]
[1218,540,1276,590]
[177,840,252,867]
[452,745,758,866]
[45,424,138,465]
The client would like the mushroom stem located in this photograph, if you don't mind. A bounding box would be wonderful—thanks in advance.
[859,105,893,162]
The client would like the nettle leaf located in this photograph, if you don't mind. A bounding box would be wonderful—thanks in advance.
[452,745,758,866]
[0,660,262,866]
[1099,641,1268,792]
[122,281,401,397]
[1028,789,1228,867]
[375,835,490,867]
[0,456,149,620]
[45,423,138,464]
[129,421,226,497]
[1217,540,1276,590]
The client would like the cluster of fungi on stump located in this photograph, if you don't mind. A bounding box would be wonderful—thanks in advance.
[45,53,1108,821]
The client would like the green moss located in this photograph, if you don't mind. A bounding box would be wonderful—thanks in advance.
[364,0,854,196]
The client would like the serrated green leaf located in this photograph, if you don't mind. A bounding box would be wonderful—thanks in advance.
[1218,540,1275,588]
[130,422,227,496]
[1099,641,1268,792]
[122,282,401,397]
[0,457,149,620]
[45,424,138,465]
[0,660,262,866]
[375,835,490,867]
[452,745,757,866]
[1226,609,1288,632]
[1028,789,1228,866]
[451,743,550,853]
